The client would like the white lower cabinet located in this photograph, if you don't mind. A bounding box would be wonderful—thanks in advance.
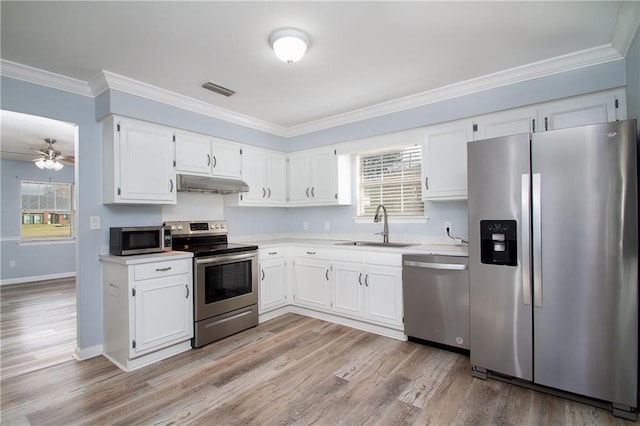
[332,251,403,329]
[292,248,331,311]
[259,247,288,313]
[362,264,403,328]
[101,253,194,371]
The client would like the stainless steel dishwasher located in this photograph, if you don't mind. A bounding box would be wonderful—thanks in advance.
[402,254,469,351]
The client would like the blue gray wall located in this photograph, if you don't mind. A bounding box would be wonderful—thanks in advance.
[0,53,631,353]
[626,25,640,138]
[1,159,76,281]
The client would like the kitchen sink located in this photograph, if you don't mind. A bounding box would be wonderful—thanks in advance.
[334,241,418,248]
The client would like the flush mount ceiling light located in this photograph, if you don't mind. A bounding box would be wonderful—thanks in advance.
[269,28,310,64]
[34,138,64,171]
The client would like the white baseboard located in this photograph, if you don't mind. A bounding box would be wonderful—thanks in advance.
[259,305,408,342]
[0,272,76,286]
[74,344,103,361]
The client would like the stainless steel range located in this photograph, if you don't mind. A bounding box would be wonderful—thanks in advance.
[164,220,259,348]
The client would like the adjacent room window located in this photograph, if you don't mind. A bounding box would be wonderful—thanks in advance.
[357,145,424,217]
[20,181,74,240]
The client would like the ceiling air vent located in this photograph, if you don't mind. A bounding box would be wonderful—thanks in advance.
[202,81,235,97]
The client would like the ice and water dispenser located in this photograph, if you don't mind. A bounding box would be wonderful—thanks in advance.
[480,220,517,266]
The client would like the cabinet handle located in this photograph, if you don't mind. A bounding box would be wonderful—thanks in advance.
[306,187,310,198]
[326,269,329,281]
[169,179,174,192]
[268,188,272,198]
[311,187,315,198]
[358,273,362,286]
[262,188,266,198]
[365,274,369,287]
[306,251,316,255]
[155,267,172,272]
[213,155,217,168]
[268,252,277,255]
[544,117,549,131]
[261,269,265,281]
[185,285,189,299]
[425,177,429,190]
[207,154,211,166]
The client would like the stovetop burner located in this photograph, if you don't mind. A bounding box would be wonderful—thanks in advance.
[164,220,257,257]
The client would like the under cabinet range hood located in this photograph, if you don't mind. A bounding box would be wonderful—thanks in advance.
[176,174,249,194]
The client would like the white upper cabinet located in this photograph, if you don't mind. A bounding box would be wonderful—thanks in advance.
[473,107,536,140]
[175,131,242,179]
[174,131,212,175]
[288,147,351,206]
[422,120,474,201]
[102,115,176,204]
[539,91,623,131]
[229,145,287,206]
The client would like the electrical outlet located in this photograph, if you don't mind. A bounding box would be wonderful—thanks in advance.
[444,221,453,233]
[303,221,308,231]
[9,260,16,268]
[324,221,330,231]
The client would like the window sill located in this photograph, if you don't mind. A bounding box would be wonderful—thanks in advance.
[353,216,430,224]
[18,238,76,246]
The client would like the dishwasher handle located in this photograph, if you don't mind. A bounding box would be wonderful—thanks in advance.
[403,260,467,271]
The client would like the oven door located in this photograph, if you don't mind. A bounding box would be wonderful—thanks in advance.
[194,251,258,322]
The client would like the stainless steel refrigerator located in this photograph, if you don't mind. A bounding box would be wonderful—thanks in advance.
[467,119,638,420]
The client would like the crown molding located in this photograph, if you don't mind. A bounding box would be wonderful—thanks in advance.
[286,44,623,137]
[89,70,289,137]
[0,59,93,97]
[0,41,625,138]
[611,2,640,57]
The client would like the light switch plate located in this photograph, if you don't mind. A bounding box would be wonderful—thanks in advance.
[90,216,101,230]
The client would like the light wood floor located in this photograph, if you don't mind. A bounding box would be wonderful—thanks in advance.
[0,278,77,380]
[1,310,635,425]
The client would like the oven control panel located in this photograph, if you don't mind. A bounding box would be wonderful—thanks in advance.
[164,220,227,236]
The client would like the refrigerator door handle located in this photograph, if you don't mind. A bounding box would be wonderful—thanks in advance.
[521,174,531,306]
[532,173,543,307]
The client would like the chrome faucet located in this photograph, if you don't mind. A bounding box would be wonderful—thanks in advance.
[373,204,389,243]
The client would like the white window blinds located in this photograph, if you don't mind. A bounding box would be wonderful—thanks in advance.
[357,145,424,217]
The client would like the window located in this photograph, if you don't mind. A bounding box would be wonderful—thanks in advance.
[21,181,74,240]
[357,145,424,217]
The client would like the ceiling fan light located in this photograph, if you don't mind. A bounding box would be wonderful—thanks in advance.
[270,28,309,64]
[53,161,64,171]
[35,159,46,169]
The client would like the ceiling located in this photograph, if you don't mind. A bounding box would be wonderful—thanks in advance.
[0,1,638,162]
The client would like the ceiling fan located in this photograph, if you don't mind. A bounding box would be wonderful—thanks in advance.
[32,138,74,170]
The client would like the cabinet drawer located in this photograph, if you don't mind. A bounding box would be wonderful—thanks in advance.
[364,252,402,267]
[134,259,190,281]
[330,249,364,263]
[259,247,286,259]
[294,247,330,259]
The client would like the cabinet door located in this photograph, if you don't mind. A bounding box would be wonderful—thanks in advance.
[175,132,212,175]
[293,258,330,311]
[119,119,176,203]
[363,266,403,328]
[132,275,193,356]
[287,153,310,204]
[241,145,269,203]
[332,261,363,318]
[474,108,536,140]
[422,121,473,201]
[266,152,288,204]
[211,138,242,179]
[259,258,287,312]
[540,93,619,131]
[309,149,336,203]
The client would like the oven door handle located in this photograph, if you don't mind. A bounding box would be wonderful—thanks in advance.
[195,251,257,266]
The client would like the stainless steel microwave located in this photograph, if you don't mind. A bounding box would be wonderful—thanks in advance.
[109,226,172,256]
